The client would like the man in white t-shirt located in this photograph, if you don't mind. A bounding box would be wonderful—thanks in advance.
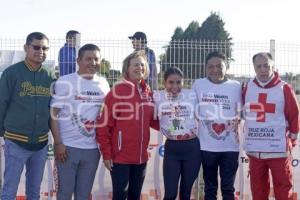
[193,51,241,200]
[50,44,110,199]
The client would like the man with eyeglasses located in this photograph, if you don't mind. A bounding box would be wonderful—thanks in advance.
[59,30,80,76]
[0,32,56,200]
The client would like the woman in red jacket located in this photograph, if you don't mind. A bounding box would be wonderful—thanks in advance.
[96,50,159,200]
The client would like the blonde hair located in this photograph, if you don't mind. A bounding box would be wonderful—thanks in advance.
[122,50,149,80]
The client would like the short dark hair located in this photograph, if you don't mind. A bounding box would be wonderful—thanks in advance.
[205,51,227,64]
[66,30,79,39]
[26,32,48,45]
[78,44,100,59]
[164,67,183,81]
[205,51,228,69]
[252,52,273,63]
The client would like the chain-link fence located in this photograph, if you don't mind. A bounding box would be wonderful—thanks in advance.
[1,37,300,199]
[1,38,300,91]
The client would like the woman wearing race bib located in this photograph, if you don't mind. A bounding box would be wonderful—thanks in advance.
[153,67,201,200]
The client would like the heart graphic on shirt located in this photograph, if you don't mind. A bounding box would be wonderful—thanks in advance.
[176,135,183,140]
[212,123,225,135]
[84,120,95,132]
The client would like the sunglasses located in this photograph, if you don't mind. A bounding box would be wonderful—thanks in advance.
[30,44,49,51]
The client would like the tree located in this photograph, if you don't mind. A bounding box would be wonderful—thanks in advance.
[98,58,111,78]
[183,21,199,40]
[108,69,121,87]
[171,27,184,40]
[161,12,233,81]
[96,58,122,87]
[196,13,231,41]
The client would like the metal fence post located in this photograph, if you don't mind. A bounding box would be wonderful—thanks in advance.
[270,39,275,61]
[75,33,81,71]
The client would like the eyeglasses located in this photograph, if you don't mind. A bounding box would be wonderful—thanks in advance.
[30,44,49,51]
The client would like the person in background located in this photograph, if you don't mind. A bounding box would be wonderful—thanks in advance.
[243,52,299,200]
[51,44,110,199]
[0,32,56,200]
[154,67,201,200]
[193,51,241,200]
[129,31,158,90]
[96,50,159,200]
[59,30,80,76]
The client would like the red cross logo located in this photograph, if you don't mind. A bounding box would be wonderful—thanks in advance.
[250,93,276,122]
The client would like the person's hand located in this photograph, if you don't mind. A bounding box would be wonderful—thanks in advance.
[228,118,240,132]
[103,159,113,171]
[291,139,297,148]
[55,143,67,162]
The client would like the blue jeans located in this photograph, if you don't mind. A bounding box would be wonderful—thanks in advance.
[1,139,48,200]
[201,150,239,200]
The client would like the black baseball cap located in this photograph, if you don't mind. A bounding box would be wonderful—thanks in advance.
[128,32,147,42]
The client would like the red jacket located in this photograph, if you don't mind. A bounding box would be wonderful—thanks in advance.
[242,72,299,151]
[96,79,159,164]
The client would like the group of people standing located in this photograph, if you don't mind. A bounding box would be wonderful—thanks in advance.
[0,31,299,200]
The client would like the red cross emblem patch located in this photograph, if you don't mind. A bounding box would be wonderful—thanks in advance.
[249,93,276,122]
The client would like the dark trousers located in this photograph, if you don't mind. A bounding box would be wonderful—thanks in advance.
[163,138,201,200]
[110,163,147,200]
[201,150,239,200]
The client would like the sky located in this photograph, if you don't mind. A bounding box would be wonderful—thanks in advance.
[0,0,300,42]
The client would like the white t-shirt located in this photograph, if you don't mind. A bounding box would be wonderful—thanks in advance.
[192,78,241,152]
[51,73,110,149]
[153,89,198,140]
